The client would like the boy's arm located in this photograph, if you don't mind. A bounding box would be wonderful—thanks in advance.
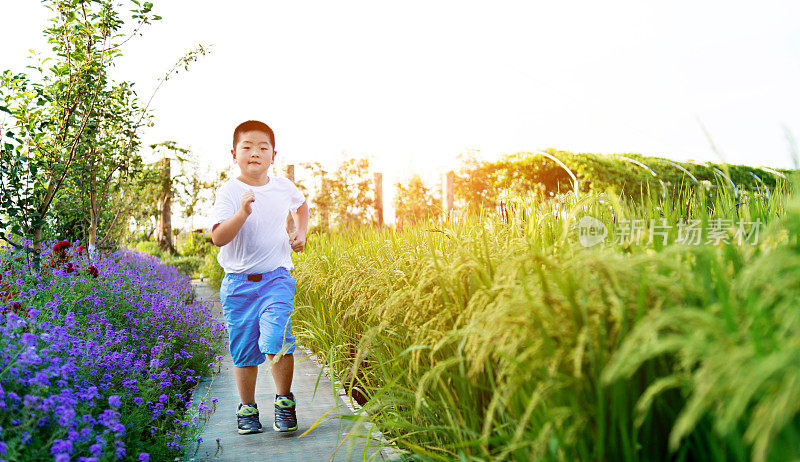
[211,190,254,247]
[289,201,309,252]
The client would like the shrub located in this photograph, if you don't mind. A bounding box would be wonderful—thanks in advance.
[163,255,204,277]
[199,251,224,290]
[177,232,215,259]
[133,240,165,259]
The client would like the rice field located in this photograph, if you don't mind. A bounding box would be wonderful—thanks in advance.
[292,179,800,461]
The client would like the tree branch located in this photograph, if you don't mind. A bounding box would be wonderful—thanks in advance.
[59,7,74,143]
[38,71,103,219]
[98,17,147,53]
[0,231,25,250]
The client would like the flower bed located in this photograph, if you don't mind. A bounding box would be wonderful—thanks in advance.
[0,240,226,461]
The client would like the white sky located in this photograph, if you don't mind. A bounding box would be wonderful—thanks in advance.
[3,0,800,226]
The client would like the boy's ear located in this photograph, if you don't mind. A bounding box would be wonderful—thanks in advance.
[231,149,236,161]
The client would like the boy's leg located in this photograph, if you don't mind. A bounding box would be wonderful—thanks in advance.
[233,365,260,404]
[258,268,298,432]
[220,274,268,434]
[266,353,294,396]
[258,267,297,394]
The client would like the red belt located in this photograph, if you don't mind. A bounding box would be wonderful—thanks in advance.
[247,274,263,282]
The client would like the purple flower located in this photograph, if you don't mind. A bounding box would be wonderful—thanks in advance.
[138,453,150,461]
[51,438,72,454]
[20,332,38,346]
[0,242,226,458]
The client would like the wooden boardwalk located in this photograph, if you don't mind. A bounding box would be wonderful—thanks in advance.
[186,282,387,462]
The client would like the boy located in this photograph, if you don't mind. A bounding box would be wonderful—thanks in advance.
[210,120,308,434]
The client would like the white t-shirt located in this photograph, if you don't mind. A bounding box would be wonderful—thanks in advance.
[211,176,306,274]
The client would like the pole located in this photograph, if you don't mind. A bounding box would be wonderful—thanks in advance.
[286,164,295,234]
[443,171,454,218]
[374,172,383,227]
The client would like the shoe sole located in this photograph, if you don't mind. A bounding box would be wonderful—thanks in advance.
[238,428,263,434]
[273,424,298,432]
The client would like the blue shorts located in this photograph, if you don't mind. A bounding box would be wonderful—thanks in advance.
[219,267,296,367]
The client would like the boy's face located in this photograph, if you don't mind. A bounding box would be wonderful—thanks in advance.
[231,130,276,181]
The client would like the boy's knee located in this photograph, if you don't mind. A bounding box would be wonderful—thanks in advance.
[259,331,295,356]
[266,352,294,361]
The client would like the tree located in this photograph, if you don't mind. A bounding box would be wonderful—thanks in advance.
[302,161,334,232]
[76,81,145,251]
[0,0,160,257]
[302,155,374,232]
[330,156,374,229]
[150,141,192,253]
[177,160,231,231]
[123,142,230,244]
[394,175,441,227]
[0,0,208,261]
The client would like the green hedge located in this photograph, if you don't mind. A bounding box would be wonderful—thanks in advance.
[456,149,794,210]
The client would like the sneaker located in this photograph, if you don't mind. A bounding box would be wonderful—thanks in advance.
[236,403,263,434]
[273,393,298,432]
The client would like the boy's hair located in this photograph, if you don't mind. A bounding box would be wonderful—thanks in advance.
[232,120,275,150]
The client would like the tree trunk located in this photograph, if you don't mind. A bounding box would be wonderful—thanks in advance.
[89,174,98,256]
[155,157,174,253]
[32,226,43,268]
[30,175,59,259]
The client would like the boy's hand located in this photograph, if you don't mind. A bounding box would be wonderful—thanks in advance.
[289,231,306,252]
[239,190,255,216]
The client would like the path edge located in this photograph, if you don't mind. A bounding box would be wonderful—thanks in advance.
[297,346,403,461]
